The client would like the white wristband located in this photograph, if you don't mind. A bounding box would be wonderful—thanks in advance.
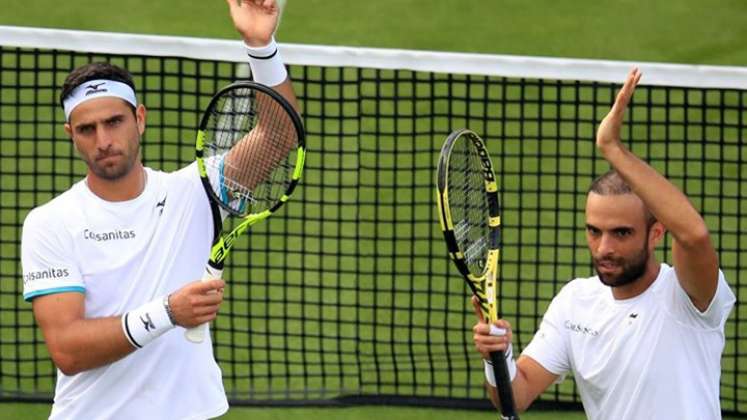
[122,296,175,349]
[483,344,517,386]
[245,37,288,87]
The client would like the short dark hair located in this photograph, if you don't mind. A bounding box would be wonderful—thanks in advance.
[588,170,657,227]
[588,170,633,195]
[59,62,136,109]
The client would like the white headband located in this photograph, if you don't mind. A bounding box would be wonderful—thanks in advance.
[63,79,138,121]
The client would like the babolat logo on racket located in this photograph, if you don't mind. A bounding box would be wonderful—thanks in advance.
[84,82,108,96]
[470,136,495,182]
[212,230,241,263]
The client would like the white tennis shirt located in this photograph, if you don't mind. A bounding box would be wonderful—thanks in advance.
[21,162,228,420]
[523,263,735,420]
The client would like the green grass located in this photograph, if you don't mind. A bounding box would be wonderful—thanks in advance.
[1,1,746,419]
[4,402,746,420]
[1,403,592,420]
[1,0,746,66]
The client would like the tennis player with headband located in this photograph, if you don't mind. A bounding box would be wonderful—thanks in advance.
[472,68,735,419]
[20,1,297,419]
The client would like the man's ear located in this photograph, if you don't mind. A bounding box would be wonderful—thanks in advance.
[649,221,666,248]
[136,104,147,135]
[63,123,81,155]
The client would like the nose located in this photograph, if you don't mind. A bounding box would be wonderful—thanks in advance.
[596,233,616,256]
[94,127,114,151]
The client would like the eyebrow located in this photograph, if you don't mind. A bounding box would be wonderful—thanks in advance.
[613,227,634,233]
[73,121,95,132]
[104,114,125,124]
[72,112,126,131]
[585,223,635,232]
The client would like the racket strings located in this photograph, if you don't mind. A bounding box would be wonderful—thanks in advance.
[448,139,490,274]
[203,88,298,215]
[237,96,297,201]
[463,236,487,267]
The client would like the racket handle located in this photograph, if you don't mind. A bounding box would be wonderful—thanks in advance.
[490,350,520,420]
[184,265,223,343]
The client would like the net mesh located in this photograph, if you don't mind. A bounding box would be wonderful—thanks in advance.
[0,38,745,415]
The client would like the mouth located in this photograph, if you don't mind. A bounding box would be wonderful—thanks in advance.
[595,259,620,272]
[96,152,122,162]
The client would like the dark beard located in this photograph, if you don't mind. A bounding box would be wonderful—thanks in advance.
[594,244,649,288]
[84,141,140,181]
[90,154,134,180]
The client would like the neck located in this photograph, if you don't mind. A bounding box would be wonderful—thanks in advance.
[610,259,661,300]
[85,163,146,202]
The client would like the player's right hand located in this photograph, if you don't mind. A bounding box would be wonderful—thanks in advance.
[167,279,225,328]
[226,0,280,47]
[471,295,513,360]
[596,67,641,155]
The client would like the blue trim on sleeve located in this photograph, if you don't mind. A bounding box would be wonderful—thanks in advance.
[24,286,85,302]
[218,154,253,214]
[218,155,249,214]
[219,156,229,205]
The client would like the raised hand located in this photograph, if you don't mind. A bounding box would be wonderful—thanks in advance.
[596,67,642,156]
[226,0,281,46]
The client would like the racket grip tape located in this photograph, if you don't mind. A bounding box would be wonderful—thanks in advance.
[490,350,520,420]
[184,265,224,343]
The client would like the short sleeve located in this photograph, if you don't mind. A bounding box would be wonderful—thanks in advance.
[521,289,571,379]
[21,208,84,301]
[180,159,229,221]
[665,268,736,330]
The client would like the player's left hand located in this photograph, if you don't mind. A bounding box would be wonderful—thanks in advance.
[226,0,280,47]
[596,67,642,155]
[471,296,513,361]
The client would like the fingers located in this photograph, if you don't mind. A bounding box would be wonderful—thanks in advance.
[227,0,279,46]
[227,0,277,13]
[194,279,226,293]
[622,67,641,91]
[628,67,642,87]
[471,295,486,322]
[471,296,514,359]
[611,67,642,114]
[473,318,513,359]
[596,67,642,153]
[187,280,225,307]
[168,279,226,327]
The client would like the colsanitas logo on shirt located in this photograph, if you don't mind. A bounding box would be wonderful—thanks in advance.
[564,320,600,337]
[83,229,136,242]
[23,267,70,285]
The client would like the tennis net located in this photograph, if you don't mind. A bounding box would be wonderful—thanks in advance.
[1,26,745,415]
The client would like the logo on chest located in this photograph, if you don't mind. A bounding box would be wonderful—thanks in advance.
[156,194,167,216]
[83,228,137,242]
[564,320,601,337]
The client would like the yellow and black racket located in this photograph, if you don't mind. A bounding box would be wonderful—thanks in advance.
[185,81,305,343]
[436,129,518,420]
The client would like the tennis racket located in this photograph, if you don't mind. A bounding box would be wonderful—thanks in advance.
[436,129,518,419]
[185,81,305,343]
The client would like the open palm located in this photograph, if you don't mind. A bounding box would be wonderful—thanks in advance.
[596,68,642,152]
[226,0,279,46]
